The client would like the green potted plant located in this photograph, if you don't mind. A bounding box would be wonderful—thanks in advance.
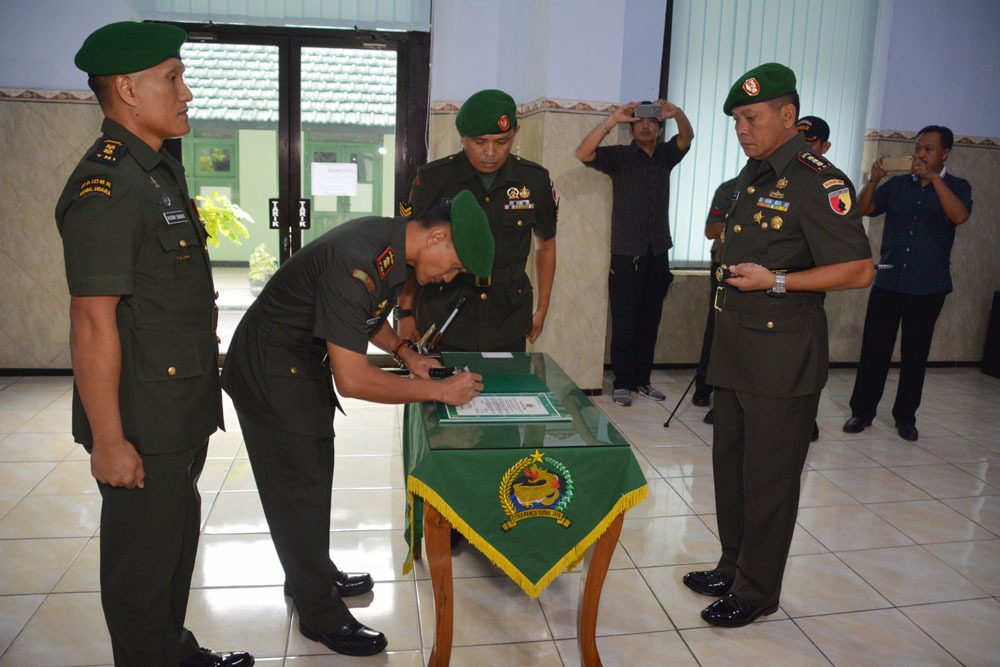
[194,192,253,248]
[248,243,279,296]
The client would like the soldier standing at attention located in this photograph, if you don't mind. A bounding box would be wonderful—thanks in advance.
[55,22,252,667]
[395,89,557,352]
[683,63,873,628]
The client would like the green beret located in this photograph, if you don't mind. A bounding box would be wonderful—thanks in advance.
[449,190,494,279]
[455,89,517,137]
[723,63,796,116]
[75,22,187,76]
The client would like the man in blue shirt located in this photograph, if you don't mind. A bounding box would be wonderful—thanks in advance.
[575,100,693,406]
[843,125,972,441]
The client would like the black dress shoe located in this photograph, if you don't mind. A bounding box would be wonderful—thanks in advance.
[300,620,388,656]
[896,423,919,441]
[811,421,820,442]
[843,416,872,433]
[284,570,374,599]
[180,647,254,667]
[692,393,711,407]
[701,592,779,628]
[682,569,733,597]
[703,408,714,425]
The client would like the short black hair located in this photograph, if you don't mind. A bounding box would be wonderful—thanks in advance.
[416,200,453,228]
[87,75,113,108]
[768,92,800,117]
[917,125,954,150]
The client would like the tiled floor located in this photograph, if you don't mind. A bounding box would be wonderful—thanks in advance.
[0,367,998,666]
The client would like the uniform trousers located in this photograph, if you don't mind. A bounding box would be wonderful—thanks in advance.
[712,388,819,606]
[608,249,673,390]
[694,262,722,398]
[236,410,353,630]
[98,440,207,667]
[849,286,947,426]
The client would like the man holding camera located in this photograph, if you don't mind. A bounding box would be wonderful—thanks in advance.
[843,126,972,441]
[575,99,693,406]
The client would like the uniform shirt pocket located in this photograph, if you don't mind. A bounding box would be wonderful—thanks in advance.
[155,222,205,283]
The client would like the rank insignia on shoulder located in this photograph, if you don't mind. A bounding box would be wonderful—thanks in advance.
[78,177,112,199]
[376,246,395,279]
[398,200,412,217]
[828,188,852,215]
[797,150,831,172]
[353,269,375,292]
[87,139,126,165]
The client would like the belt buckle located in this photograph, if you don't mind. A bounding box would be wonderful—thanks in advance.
[714,286,726,312]
[475,274,492,288]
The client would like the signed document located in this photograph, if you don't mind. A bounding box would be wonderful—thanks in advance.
[438,392,570,424]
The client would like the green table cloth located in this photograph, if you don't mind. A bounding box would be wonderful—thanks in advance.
[403,353,647,597]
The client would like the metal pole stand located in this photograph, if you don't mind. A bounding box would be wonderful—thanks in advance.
[663,372,697,428]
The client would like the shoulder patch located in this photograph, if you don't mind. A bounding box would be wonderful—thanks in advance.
[352,269,375,292]
[87,139,127,166]
[398,200,412,217]
[822,178,845,189]
[828,188,852,216]
[376,246,395,279]
[79,177,112,199]
[797,150,831,172]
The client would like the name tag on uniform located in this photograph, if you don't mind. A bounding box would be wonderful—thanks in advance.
[163,210,189,225]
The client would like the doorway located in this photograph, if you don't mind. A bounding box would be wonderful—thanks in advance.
[168,23,429,350]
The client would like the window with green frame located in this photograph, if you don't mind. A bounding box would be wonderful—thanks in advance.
[183,128,240,204]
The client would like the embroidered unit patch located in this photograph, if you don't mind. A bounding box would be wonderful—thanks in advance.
[822,178,845,189]
[828,188,852,215]
[78,177,112,198]
[352,269,375,292]
[500,449,574,532]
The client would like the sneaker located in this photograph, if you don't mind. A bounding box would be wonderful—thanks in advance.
[612,389,632,406]
[637,385,666,401]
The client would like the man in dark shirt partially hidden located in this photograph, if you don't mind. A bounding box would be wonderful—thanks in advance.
[575,100,694,406]
[843,126,972,441]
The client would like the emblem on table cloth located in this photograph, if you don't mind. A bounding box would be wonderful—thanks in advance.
[499,449,574,531]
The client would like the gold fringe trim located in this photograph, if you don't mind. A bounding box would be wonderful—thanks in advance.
[404,477,648,597]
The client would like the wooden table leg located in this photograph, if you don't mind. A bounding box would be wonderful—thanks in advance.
[577,512,624,667]
[424,503,454,667]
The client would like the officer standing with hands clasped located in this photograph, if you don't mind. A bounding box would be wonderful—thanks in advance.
[56,22,252,667]
[395,89,557,352]
[683,63,873,628]
[221,191,493,656]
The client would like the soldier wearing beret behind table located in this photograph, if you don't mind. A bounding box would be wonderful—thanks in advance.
[221,191,493,657]
[55,22,252,667]
[682,63,873,628]
[394,89,558,353]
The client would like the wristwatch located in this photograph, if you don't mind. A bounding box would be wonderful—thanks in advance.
[767,272,786,297]
[393,306,414,319]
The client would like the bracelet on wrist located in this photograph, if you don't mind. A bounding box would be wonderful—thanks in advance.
[601,123,611,134]
[393,306,413,319]
[392,338,414,366]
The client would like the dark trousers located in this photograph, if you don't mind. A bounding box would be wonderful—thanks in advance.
[712,388,818,606]
[695,262,722,397]
[98,441,207,667]
[849,286,947,426]
[236,410,353,631]
[608,250,673,390]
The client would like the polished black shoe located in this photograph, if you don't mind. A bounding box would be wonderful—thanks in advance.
[682,569,733,597]
[842,416,872,433]
[284,570,375,599]
[896,423,919,441]
[701,592,779,628]
[300,620,388,656]
[703,408,714,425]
[692,392,711,407]
[180,647,254,667]
[811,421,820,442]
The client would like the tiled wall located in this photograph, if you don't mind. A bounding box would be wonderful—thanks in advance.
[3,94,997,393]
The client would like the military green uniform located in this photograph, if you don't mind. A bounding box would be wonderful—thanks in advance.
[705,134,871,607]
[56,118,222,666]
[221,216,409,632]
[407,151,557,351]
